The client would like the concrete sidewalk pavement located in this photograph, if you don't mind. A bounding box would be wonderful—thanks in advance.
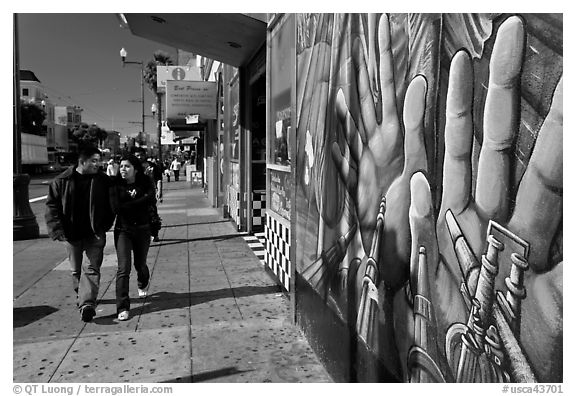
[13,181,332,383]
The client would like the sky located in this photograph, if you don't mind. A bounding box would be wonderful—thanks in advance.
[17,13,178,140]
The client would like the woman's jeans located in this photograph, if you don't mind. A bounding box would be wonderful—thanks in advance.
[114,225,151,313]
[65,233,106,309]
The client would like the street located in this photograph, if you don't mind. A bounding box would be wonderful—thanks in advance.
[27,173,56,235]
[13,172,67,299]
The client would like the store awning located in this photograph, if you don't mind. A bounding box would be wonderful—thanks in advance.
[119,13,267,67]
[167,118,206,131]
[173,131,201,142]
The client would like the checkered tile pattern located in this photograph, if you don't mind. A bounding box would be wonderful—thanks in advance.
[228,186,241,231]
[265,213,291,291]
[242,232,266,265]
[252,191,266,230]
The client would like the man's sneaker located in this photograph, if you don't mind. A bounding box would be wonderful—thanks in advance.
[117,310,130,321]
[80,305,96,322]
[138,286,148,298]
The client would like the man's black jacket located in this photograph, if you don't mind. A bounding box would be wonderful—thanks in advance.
[45,166,115,241]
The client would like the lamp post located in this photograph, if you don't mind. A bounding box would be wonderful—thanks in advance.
[150,103,160,158]
[150,102,163,197]
[13,14,39,240]
[119,47,145,149]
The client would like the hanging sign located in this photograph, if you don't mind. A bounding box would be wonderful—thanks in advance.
[156,65,201,92]
[166,80,217,120]
[160,121,177,145]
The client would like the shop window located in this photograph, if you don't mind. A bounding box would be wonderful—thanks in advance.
[267,14,295,222]
[268,14,295,169]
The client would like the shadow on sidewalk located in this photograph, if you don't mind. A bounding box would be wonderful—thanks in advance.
[162,220,230,228]
[14,305,59,328]
[151,233,241,247]
[92,285,282,325]
[159,367,256,383]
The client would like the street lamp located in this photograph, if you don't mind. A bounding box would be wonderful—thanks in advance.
[119,47,145,151]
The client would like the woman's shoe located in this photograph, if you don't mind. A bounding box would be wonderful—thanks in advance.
[117,310,130,321]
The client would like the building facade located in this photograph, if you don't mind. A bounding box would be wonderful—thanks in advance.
[122,13,563,383]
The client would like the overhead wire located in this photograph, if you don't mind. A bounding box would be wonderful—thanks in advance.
[40,83,149,133]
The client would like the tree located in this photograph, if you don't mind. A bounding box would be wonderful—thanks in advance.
[71,122,108,148]
[143,51,174,158]
[143,50,174,92]
[20,100,46,136]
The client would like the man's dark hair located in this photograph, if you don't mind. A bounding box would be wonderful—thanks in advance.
[77,146,101,162]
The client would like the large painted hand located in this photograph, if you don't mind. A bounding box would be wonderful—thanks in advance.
[331,14,405,255]
[395,16,563,382]
[435,16,562,325]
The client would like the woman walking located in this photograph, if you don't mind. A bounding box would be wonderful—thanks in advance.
[110,154,156,321]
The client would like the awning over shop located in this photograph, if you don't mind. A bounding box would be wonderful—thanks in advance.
[119,13,267,67]
[165,118,204,142]
[173,130,202,142]
[167,118,206,131]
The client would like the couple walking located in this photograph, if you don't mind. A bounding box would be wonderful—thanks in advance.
[45,146,157,322]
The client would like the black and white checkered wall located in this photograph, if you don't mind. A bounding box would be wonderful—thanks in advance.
[264,213,291,291]
[228,186,241,231]
[252,192,266,230]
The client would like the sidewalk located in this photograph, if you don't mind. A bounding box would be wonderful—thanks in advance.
[13,180,332,383]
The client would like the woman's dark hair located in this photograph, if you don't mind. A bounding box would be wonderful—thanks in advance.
[117,154,147,183]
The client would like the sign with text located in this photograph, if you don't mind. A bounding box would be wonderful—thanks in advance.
[270,169,292,221]
[166,80,217,120]
[160,122,177,145]
[156,66,201,92]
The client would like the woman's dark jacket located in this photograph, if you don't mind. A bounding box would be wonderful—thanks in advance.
[110,173,156,230]
[45,166,115,240]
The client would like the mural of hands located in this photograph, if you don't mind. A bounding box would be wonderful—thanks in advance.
[331,14,407,269]
[296,12,561,383]
[396,16,562,382]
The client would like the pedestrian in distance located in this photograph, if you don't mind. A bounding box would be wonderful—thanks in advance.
[134,148,162,242]
[149,157,163,203]
[45,146,115,323]
[106,158,119,177]
[164,159,171,182]
[110,154,156,321]
[170,157,182,181]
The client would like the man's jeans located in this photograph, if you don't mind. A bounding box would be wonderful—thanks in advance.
[65,233,106,309]
[114,226,151,313]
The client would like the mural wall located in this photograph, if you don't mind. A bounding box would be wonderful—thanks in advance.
[294,13,562,383]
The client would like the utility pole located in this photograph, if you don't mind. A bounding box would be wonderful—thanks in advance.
[120,48,145,147]
[13,14,40,240]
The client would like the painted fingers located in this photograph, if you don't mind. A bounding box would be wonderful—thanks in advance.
[508,77,563,272]
[402,75,428,176]
[476,16,525,221]
[442,50,474,215]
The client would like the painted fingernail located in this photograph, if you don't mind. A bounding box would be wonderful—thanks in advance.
[409,172,432,218]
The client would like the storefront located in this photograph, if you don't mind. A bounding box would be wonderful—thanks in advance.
[123,13,563,383]
[264,14,296,292]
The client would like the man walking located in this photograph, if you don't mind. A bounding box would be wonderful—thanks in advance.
[45,146,115,322]
[134,148,162,242]
[170,157,182,181]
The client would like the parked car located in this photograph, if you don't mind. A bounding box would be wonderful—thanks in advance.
[42,162,63,173]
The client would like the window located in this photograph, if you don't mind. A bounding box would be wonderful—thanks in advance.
[268,14,295,168]
[22,88,29,96]
[267,14,295,221]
